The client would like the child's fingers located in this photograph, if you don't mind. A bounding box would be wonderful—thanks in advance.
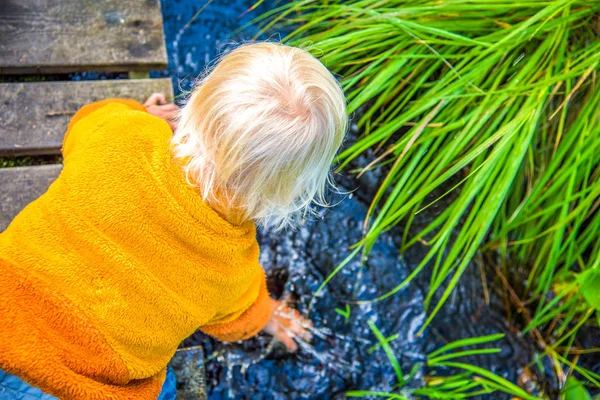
[290,318,313,342]
[274,310,313,343]
[299,325,313,342]
[288,310,311,335]
[145,105,179,131]
[268,318,298,352]
[144,93,167,107]
[267,297,315,351]
[288,325,311,343]
[160,104,179,111]
[277,330,298,352]
[153,93,167,105]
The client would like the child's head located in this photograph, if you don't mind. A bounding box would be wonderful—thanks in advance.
[172,42,347,229]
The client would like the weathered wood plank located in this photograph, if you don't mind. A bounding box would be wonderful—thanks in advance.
[0,78,173,156]
[0,0,167,74]
[170,348,207,399]
[0,164,62,232]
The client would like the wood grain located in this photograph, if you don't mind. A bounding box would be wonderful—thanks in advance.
[0,0,168,74]
[0,78,173,155]
[0,164,62,232]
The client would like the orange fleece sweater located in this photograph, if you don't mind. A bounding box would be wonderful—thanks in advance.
[0,99,273,399]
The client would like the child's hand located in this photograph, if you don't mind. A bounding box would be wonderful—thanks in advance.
[144,93,179,131]
[263,297,313,352]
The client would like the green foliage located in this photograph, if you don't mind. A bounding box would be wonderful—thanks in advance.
[367,320,406,387]
[0,155,63,168]
[255,0,600,395]
[0,157,34,168]
[579,268,600,325]
[563,376,593,400]
[424,334,538,399]
[349,333,543,399]
[334,303,351,324]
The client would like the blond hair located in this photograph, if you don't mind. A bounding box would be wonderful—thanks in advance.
[172,42,347,230]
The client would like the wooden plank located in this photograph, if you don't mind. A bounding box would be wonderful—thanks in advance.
[170,348,206,399]
[0,78,173,156]
[0,0,167,74]
[0,164,62,232]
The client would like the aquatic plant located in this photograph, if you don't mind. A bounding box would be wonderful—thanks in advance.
[254,0,600,396]
[351,332,541,399]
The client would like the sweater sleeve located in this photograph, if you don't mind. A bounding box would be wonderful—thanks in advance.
[62,99,147,158]
[199,269,273,342]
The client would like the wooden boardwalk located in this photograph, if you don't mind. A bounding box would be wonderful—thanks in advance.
[0,1,208,395]
[0,0,174,231]
[0,0,168,74]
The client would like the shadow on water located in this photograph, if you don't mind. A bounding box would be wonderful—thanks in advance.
[161,1,543,398]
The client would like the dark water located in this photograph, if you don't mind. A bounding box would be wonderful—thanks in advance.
[159,1,539,398]
[184,192,428,399]
[158,0,281,95]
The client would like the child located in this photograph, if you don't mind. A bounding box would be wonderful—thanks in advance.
[0,42,347,399]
